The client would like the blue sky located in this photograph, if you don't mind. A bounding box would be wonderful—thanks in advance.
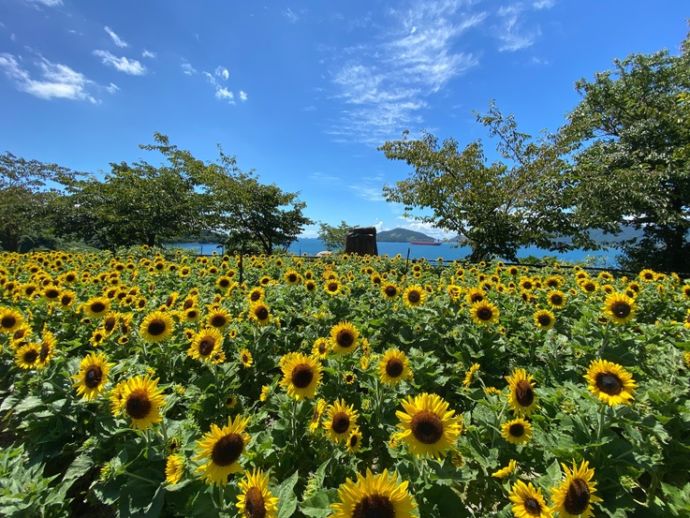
[0,1,688,238]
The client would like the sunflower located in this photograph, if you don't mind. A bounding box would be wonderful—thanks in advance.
[470,300,500,325]
[394,393,462,458]
[547,290,566,309]
[324,399,359,443]
[403,285,426,307]
[602,293,635,324]
[330,322,359,355]
[195,415,250,485]
[378,349,412,385]
[324,279,341,296]
[462,363,480,388]
[165,454,185,485]
[502,418,533,445]
[533,309,556,330]
[346,427,363,453]
[308,398,327,433]
[506,369,538,416]
[0,308,24,334]
[73,352,112,400]
[284,269,301,285]
[331,469,416,518]
[83,297,110,318]
[139,311,174,343]
[239,348,254,368]
[492,459,518,479]
[639,268,656,282]
[249,302,271,326]
[15,342,43,370]
[550,460,602,518]
[236,468,279,518]
[465,287,486,305]
[585,359,636,406]
[247,287,265,303]
[207,307,232,329]
[183,306,201,322]
[112,375,165,430]
[280,352,322,400]
[381,283,399,300]
[509,480,551,518]
[188,328,223,363]
[312,337,330,359]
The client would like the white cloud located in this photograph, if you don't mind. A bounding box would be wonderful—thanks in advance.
[309,172,342,184]
[106,82,119,94]
[397,216,456,240]
[202,68,241,104]
[215,87,234,102]
[349,185,385,202]
[25,0,62,7]
[283,8,299,23]
[215,66,230,80]
[497,5,540,52]
[239,90,248,101]
[93,50,146,75]
[104,26,128,48]
[329,0,483,145]
[533,0,555,9]
[181,61,196,75]
[0,52,97,103]
[142,49,156,59]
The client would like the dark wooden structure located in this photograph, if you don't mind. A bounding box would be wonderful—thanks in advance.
[345,227,378,256]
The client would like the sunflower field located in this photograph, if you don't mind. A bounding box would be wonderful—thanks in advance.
[1,249,689,517]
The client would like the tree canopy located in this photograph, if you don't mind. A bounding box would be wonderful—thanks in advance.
[318,221,351,251]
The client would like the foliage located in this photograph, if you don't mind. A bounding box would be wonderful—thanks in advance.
[317,221,351,251]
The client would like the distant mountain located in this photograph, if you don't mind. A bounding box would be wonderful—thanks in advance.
[377,228,436,243]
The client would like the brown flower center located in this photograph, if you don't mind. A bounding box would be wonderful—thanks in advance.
[385,286,397,297]
[291,364,314,388]
[476,307,493,321]
[254,306,269,321]
[611,301,631,318]
[1,315,17,329]
[85,366,103,388]
[537,314,552,327]
[198,337,216,356]
[595,372,622,395]
[327,282,338,292]
[524,497,542,516]
[45,288,59,299]
[90,302,106,314]
[211,433,244,466]
[147,319,167,336]
[509,423,525,437]
[104,317,117,333]
[23,349,38,364]
[411,410,444,445]
[250,291,261,302]
[126,390,152,420]
[515,380,534,407]
[331,412,350,434]
[352,494,394,518]
[244,486,266,518]
[564,478,591,515]
[550,294,563,305]
[219,278,230,288]
[210,314,227,327]
[385,358,404,378]
[336,330,354,348]
[407,290,421,303]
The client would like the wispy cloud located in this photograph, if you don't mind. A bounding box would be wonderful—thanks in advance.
[25,0,62,7]
[397,215,456,240]
[106,82,119,94]
[496,4,540,52]
[329,0,483,145]
[93,50,146,75]
[215,87,234,102]
[181,60,196,75]
[283,8,299,23]
[203,67,237,104]
[0,52,97,103]
[104,26,128,48]
[142,49,156,59]
[215,66,229,80]
[309,171,343,184]
[533,0,556,9]
[239,90,248,102]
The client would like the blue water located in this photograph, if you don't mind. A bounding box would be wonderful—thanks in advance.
[167,239,618,267]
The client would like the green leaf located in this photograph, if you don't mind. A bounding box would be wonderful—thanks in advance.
[277,470,299,518]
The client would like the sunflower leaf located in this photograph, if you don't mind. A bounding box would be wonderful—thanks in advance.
[277,469,299,518]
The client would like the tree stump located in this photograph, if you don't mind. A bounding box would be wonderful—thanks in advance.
[345,227,378,256]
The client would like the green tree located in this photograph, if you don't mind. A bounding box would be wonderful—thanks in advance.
[559,32,690,272]
[380,107,584,262]
[318,221,351,251]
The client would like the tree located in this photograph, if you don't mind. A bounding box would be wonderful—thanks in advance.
[379,107,585,262]
[318,221,351,251]
[559,32,690,272]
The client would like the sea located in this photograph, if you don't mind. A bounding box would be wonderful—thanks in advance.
[167,238,619,267]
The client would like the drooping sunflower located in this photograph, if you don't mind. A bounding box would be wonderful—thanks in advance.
[239,348,254,368]
[492,459,518,479]
[403,285,426,307]
[83,297,110,318]
[112,375,165,430]
[195,415,250,485]
[0,308,24,334]
[394,393,462,458]
[470,300,500,325]
[501,418,533,445]
[236,468,279,518]
[331,469,416,518]
[188,328,223,363]
[330,322,359,355]
[207,307,232,330]
[506,369,538,416]
[74,351,112,400]
[139,311,175,343]
[249,302,271,326]
[533,309,556,330]
[15,342,43,370]
[509,480,551,518]
[378,349,412,385]
[462,363,481,388]
[324,399,359,443]
[165,454,185,485]
[602,293,635,325]
[585,359,636,406]
[550,460,602,518]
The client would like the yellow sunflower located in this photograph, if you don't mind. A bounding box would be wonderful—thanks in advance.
[378,349,412,385]
[492,459,518,479]
[403,285,426,307]
[73,351,112,400]
[324,279,341,296]
[165,454,185,485]
[550,460,602,518]
[547,290,566,309]
[462,363,480,388]
[381,282,399,300]
[330,322,360,355]
[187,328,223,363]
[585,359,636,406]
[239,348,254,368]
[394,393,462,458]
[112,375,165,430]
[533,309,556,330]
[249,302,271,326]
[0,308,24,334]
[469,300,500,325]
[247,287,265,303]
[312,337,330,359]
[236,468,279,518]
[195,415,250,485]
[139,311,175,343]
[509,480,551,518]
[207,307,232,330]
[82,297,110,318]
[324,399,359,443]
[602,293,635,324]
[501,418,533,445]
[506,369,538,416]
[284,269,301,285]
[15,342,43,370]
[331,469,416,518]
[346,427,363,453]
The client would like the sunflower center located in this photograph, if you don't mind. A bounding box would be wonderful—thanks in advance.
[147,320,167,336]
[91,302,106,313]
[477,307,493,321]
[336,330,354,348]
[327,282,338,292]
[288,274,297,283]
[244,486,266,518]
[211,433,244,466]
[407,290,421,303]
[291,364,314,388]
[523,497,542,516]
[198,337,216,356]
[349,434,359,448]
[385,286,396,297]
[551,294,563,305]
[85,366,103,388]
[515,380,534,407]
[411,410,444,445]
[126,390,152,420]
[352,494,395,518]
[23,349,38,364]
[45,288,59,299]
[250,292,261,301]
[471,293,483,303]
[1,315,17,329]
[105,317,117,332]
[39,343,51,362]
[219,279,230,287]
[331,412,351,434]
[254,307,269,320]
[537,314,552,326]
[595,373,622,395]
[509,423,525,437]
[385,358,404,378]
[564,478,591,515]
[211,315,227,327]
[611,301,631,318]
